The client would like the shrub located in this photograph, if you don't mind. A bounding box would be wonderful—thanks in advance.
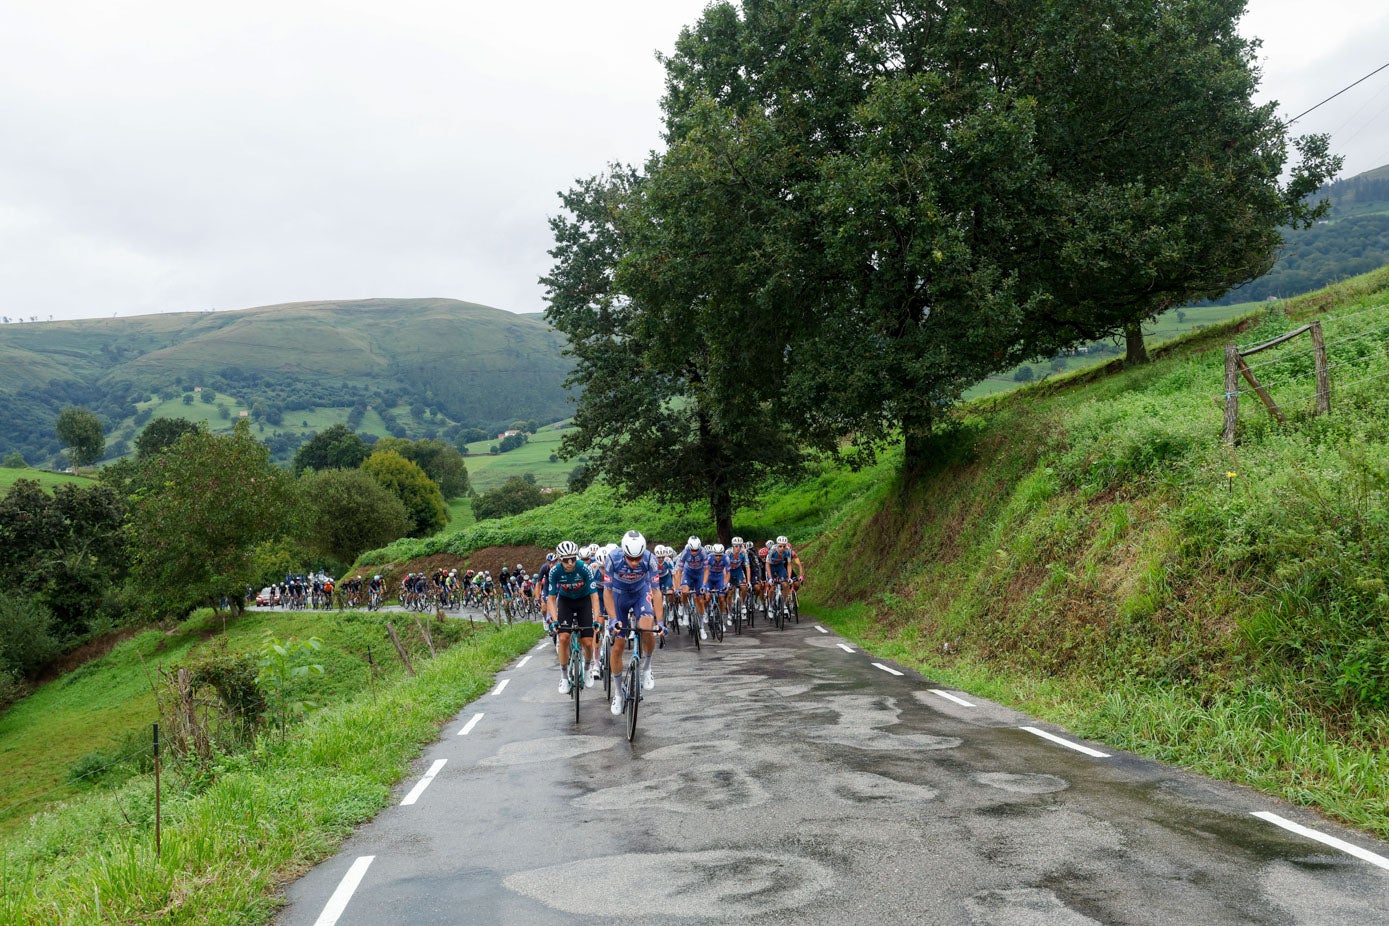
[0,593,62,679]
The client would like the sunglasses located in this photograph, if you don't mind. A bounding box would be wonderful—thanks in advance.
[560,557,576,565]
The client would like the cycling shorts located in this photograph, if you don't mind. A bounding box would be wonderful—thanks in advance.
[680,569,705,593]
[659,575,674,593]
[729,568,747,585]
[769,566,790,582]
[609,589,654,636]
[705,573,727,592]
[553,595,594,639]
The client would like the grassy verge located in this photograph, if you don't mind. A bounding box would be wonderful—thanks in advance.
[0,621,541,924]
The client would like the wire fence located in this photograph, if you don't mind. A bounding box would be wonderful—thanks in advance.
[0,741,153,823]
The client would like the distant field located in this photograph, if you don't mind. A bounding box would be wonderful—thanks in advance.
[0,468,93,492]
[461,424,575,491]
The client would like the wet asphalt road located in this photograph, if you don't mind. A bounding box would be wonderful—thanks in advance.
[275,618,1389,925]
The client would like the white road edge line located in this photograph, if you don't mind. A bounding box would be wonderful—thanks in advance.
[815,625,829,634]
[533,640,549,652]
[312,855,375,926]
[401,759,447,806]
[930,689,976,708]
[1252,811,1389,871]
[457,713,484,736]
[491,678,510,696]
[515,654,532,669]
[1021,726,1111,758]
[872,662,904,676]
[836,643,856,653]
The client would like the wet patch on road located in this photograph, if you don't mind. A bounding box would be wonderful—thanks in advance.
[804,694,964,752]
[503,849,832,917]
[1260,859,1389,920]
[964,887,1103,925]
[974,772,1070,795]
[827,771,939,804]
[479,735,617,766]
[641,740,739,763]
[575,764,768,813]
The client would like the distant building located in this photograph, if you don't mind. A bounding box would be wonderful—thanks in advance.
[238,410,249,418]
[497,429,520,439]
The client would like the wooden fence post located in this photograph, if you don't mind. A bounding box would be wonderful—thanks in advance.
[414,616,436,658]
[1310,321,1332,415]
[385,622,415,676]
[1223,344,1240,445]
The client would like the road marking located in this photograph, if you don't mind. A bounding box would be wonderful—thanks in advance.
[401,759,447,806]
[815,625,829,634]
[492,678,510,696]
[515,654,532,669]
[872,663,904,676]
[534,640,549,652]
[930,689,976,708]
[836,643,856,653]
[457,713,484,736]
[1252,811,1389,871]
[312,855,374,926]
[1021,726,1111,758]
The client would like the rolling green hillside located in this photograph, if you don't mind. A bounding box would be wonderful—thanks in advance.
[0,298,572,468]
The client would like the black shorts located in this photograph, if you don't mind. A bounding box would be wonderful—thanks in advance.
[554,596,595,639]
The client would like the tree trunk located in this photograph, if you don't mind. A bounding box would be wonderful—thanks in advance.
[903,420,934,482]
[710,484,734,548]
[1125,320,1149,365]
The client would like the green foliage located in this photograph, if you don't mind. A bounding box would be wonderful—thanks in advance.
[256,630,325,731]
[496,432,527,453]
[2,451,24,468]
[130,421,298,617]
[361,449,448,537]
[293,423,369,474]
[299,467,411,564]
[134,415,201,458]
[471,476,551,521]
[54,406,104,472]
[373,437,470,498]
[0,593,61,682]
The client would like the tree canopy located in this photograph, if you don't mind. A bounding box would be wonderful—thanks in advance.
[55,406,104,473]
[292,424,369,474]
[373,437,470,498]
[135,416,202,458]
[299,467,411,565]
[472,476,553,521]
[361,449,448,537]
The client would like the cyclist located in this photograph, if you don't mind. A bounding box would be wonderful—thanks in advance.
[368,574,384,608]
[704,543,731,629]
[547,541,601,692]
[767,535,803,600]
[727,538,751,615]
[602,530,664,715]
[656,545,677,625]
[676,536,709,639]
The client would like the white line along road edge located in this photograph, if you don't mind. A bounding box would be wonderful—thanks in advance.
[491,678,510,696]
[1021,726,1111,758]
[313,855,375,926]
[873,662,905,676]
[457,713,484,736]
[837,643,856,653]
[814,625,829,634]
[930,689,976,708]
[515,654,533,669]
[401,759,448,806]
[1252,811,1389,871]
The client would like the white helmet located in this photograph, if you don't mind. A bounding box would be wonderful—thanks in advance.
[603,543,619,557]
[556,540,579,558]
[777,535,789,545]
[731,536,743,546]
[687,536,702,551]
[712,543,725,554]
[621,530,647,557]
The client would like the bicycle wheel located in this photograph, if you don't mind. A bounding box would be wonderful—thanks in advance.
[791,588,800,624]
[732,592,742,635]
[601,633,612,700]
[625,657,641,742]
[712,601,724,642]
[571,652,582,723]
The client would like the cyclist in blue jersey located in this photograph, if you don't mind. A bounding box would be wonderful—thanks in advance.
[546,541,601,692]
[676,536,710,639]
[657,546,676,614]
[704,543,731,628]
[767,535,804,587]
[602,530,664,715]
[727,537,751,613]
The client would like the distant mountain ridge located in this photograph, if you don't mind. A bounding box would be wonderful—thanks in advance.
[0,298,572,467]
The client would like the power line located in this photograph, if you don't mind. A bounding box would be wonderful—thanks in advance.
[1288,60,1389,126]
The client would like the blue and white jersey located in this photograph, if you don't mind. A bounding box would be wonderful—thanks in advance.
[601,548,660,595]
[767,546,795,578]
[676,547,707,574]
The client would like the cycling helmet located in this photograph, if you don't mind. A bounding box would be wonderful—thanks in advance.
[603,543,619,556]
[712,543,725,554]
[373,575,381,580]
[621,530,647,557]
[687,536,702,551]
[731,536,743,546]
[777,535,789,545]
[556,540,579,558]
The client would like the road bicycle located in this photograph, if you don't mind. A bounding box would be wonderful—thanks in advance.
[770,581,789,630]
[704,594,725,642]
[553,622,585,723]
[618,621,660,742]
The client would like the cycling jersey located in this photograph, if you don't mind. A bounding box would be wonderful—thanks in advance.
[658,559,674,592]
[601,548,659,632]
[547,561,598,599]
[705,552,729,591]
[768,546,795,580]
[727,549,748,584]
[676,547,707,591]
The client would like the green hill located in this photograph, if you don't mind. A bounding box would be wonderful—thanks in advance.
[0,298,573,468]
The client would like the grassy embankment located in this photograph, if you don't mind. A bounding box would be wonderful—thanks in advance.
[0,611,540,923]
[0,468,92,492]
[804,266,1389,840]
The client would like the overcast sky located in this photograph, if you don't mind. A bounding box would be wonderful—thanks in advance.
[3,0,1388,323]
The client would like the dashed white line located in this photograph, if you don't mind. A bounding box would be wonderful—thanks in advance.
[836,643,856,653]
[872,663,904,676]
[1021,726,1110,758]
[515,654,533,669]
[815,625,829,634]
[312,855,375,926]
[1252,811,1389,871]
[533,640,549,652]
[491,678,510,696]
[401,759,447,806]
[457,712,484,736]
[930,689,976,708]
